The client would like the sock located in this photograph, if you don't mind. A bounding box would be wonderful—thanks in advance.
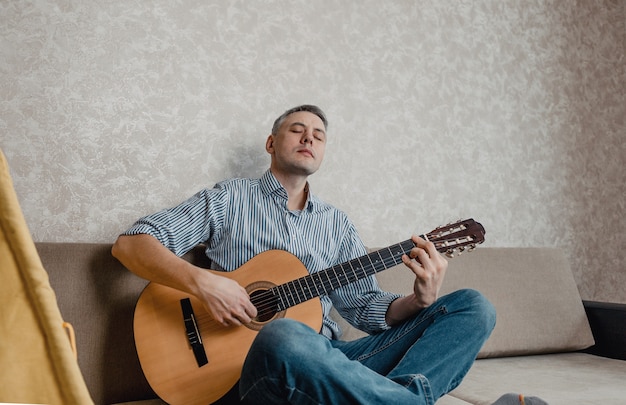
[492,393,549,405]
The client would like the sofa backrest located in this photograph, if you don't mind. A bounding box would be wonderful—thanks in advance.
[37,243,212,405]
[38,242,154,405]
[338,247,595,358]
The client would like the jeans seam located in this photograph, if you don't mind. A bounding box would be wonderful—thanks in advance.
[412,374,435,405]
[241,376,323,405]
[356,305,448,362]
[240,376,282,403]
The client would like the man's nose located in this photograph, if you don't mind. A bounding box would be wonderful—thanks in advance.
[302,130,313,143]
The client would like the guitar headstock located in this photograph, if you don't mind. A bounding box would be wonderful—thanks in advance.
[426,218,485,258]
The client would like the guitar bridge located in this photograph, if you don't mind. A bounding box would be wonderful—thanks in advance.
[180,298,209,367]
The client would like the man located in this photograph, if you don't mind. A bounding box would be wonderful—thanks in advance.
[112,105,496,404]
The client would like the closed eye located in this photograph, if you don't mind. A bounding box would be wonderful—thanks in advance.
[288,123,326,141]
[313,129,326,142]
[289,124,305,134]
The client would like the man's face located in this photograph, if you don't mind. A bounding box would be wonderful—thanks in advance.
[266,111,327,177]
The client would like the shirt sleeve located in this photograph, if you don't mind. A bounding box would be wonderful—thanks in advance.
[121,185,229,257]
[329,221,403,334]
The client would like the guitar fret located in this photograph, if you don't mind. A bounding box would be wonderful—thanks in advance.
[363,253,377,278]
[353,257,367,276]
[331,264,341,287]
[343,261,358,284]
[350,257,362,280]
[295,278,305,303]
[301,276,313,301]
[341,262,352,284]
[273,286,287,311]
[279,283,295,308]
[372,250,385,269]
[324,266,335,291]
[337,262,348,280]
[340,264,349,284]
[384,241,410,267]
[310,272,323,296]
[294,279,305,303]
[288,281,299,306]
[378,247,396,268]
[331,264,342,288]
[300,276,314,302]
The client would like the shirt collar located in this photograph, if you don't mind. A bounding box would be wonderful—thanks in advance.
[260,170,317,213]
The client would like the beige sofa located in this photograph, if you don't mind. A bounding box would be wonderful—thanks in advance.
[37,242,626,405]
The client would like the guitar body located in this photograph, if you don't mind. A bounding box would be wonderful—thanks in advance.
[133,250,323,405]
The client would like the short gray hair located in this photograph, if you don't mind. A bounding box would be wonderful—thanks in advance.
[271,105,328,135]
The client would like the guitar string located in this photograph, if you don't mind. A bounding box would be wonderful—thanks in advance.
[250,249,403,316]
[248,237,445,316]
[248,240,415,317]
[248,228,476,317]
[251,264,395,319]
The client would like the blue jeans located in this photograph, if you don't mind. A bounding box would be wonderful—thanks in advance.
[239,289,496,405]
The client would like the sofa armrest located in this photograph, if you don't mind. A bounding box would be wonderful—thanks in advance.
[582,300,626,360]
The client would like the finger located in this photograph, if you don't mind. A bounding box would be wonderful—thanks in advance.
[415,247,433,266]
[411,235,439,255]
[228,303,256,325]
[411,235,430,249]
[423,240,443,259]
[213,304,247,327]
[222,313,244,327]
[407,246,431,267]
[402,254,427,278]
[411,235,447,266]
[236,309,252,325]
[244,300,258,318]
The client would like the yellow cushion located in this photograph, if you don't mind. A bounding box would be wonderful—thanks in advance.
[0,149,93,404]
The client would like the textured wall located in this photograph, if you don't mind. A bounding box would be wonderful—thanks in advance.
[1,1,624,303]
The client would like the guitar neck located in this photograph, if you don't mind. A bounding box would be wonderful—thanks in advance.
[270,238,416,311]
[260,218,485,313]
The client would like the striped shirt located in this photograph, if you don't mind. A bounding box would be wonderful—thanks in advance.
[123,170,401,339]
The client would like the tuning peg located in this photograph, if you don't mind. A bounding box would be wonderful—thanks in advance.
[457,246,465,255]
[467,244,476,252]
[445,249,455,258]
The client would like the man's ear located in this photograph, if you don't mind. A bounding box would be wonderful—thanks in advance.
[265,134,275,154]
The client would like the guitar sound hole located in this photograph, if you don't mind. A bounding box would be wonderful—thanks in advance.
[246,281,285,331]
[250,289,277,322]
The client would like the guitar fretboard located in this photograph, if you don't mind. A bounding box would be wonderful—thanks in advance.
[270,238,416,312]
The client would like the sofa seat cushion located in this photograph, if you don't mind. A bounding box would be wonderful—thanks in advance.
[449,353,626,405]
[435,395,473,404]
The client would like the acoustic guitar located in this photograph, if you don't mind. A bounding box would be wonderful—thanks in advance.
[133,218,485,404]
